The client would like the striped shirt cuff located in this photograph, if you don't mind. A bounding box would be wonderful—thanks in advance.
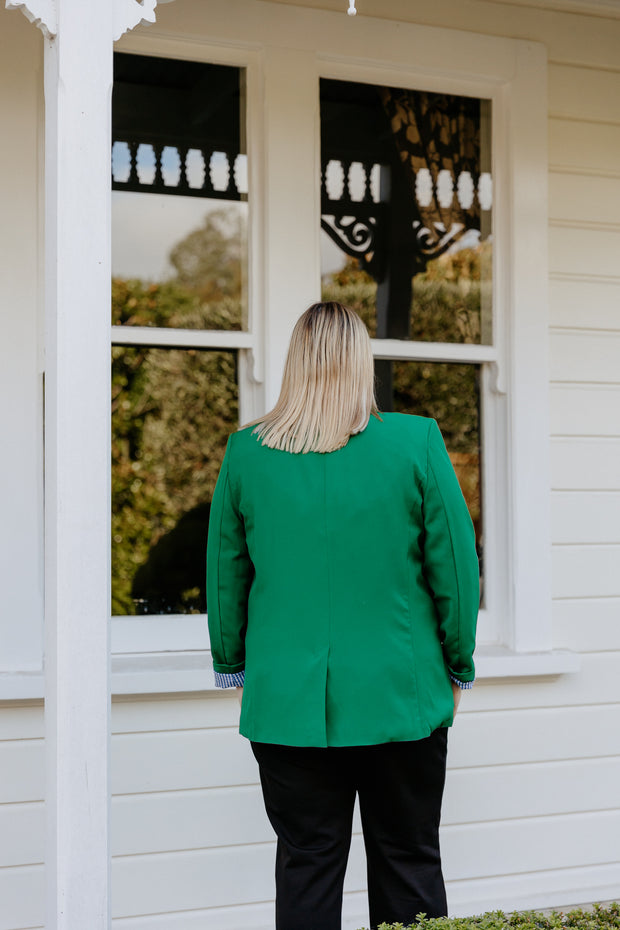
[214,670,245,688]
[215,669,469,691]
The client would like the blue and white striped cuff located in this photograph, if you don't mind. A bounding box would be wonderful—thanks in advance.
[214,670,245,688]
[214,668,469,692]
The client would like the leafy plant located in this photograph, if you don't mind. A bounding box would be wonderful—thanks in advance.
[363,902,620,930]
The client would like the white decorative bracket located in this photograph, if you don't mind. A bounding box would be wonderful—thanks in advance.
[6,0,174,40]
[5,0,57,38]
[113,0,157,41]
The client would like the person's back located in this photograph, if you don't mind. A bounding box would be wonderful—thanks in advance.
[212,411,477,747]
[206,301,479,930]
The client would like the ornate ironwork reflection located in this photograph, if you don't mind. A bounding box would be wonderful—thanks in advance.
[321,215,376,255]
[412,220,467,262]
[320,213,386,279]
[112,139,245,201]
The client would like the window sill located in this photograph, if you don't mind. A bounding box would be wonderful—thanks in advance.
[0,647,581,702]
[474,644,581,679]
[0,654,218,702]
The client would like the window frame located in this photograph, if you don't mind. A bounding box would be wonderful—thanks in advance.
[316,63,504,646]
[107,9,574,687]
[312,49,561,664]
[110,42,266,659]
[0,4,581,705]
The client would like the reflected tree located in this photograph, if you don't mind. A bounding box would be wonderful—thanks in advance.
[111,209,242,615]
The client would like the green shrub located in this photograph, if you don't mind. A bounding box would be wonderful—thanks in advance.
[359,902,620,930]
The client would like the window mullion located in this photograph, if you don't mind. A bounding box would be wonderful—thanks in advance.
[370,339,497,364]
[110,325,254,351]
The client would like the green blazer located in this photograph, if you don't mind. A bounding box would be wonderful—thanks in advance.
[207,412,479,747]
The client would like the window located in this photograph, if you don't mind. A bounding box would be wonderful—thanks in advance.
[110,52,259,651]
[320,78,495,637]
[0,8,569,703]
[106,16,567,688]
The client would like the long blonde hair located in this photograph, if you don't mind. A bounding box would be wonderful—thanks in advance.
[251,301,379,454]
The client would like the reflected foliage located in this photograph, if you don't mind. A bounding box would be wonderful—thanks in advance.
[322,241,491,345]
[111,341,237,615]
[113,209,246,331]
[391,360,481,545]
[322,251,483,550]
[111,210,242,616]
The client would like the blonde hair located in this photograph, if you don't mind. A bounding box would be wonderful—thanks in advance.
[250,301,379,454]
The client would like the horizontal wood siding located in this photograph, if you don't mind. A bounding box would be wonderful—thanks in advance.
[1,1,619,928]
[550,385,620,436]
[545,24,620,921]
[0,706,44,930]
[103,25,620,930]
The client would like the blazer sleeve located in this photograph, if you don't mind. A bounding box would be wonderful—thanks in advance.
[206,436,253,675]
[422,418,480,684]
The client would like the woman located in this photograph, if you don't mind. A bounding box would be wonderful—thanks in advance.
[207,301,479,930]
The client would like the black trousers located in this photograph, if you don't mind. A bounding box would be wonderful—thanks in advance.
[251,728,448,930]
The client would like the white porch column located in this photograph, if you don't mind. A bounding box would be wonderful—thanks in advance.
[5,1,168,927]
[43,1,113,927]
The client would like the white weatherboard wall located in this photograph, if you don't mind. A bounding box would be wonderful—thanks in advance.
[1,1,620,929]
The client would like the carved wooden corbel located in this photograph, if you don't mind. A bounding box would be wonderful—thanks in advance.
[5,0,174,40]
[113,0,158,41]
[5,0,57,38]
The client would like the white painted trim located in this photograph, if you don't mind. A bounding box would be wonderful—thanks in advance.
[111,646,581,694]
[505,42,553,652]
[113,0,157,42]
[124,0,536,83]
[43,1,114,926]
[111,652,214,694]
[111,615,208,653]
[5,0,57,38]
[111,2,554,670]
[370,340,497,363]
[474,645,581,677]
[111,325,254,349]
[485,0,620,21]
[0,644,580,702]
[260,44,322,406]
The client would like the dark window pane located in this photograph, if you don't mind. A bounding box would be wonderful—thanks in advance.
[112,54,248,331]
[111,347,238,616]
[376,359,483,588]
[320,78,492,345]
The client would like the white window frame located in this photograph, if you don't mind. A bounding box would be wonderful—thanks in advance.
[312,41,574,676]
[108,4,580,690]
[317,61,504,647]
[2,1,578,701]
[0,0,578,698]
[109,41,267,674]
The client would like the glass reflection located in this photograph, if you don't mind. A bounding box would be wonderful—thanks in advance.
[376,359,483,580]
[112,54,248,331]
[320,78,492,345]
[111,347,238,616]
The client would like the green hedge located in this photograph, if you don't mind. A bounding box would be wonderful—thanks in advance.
[363,902,620,930]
